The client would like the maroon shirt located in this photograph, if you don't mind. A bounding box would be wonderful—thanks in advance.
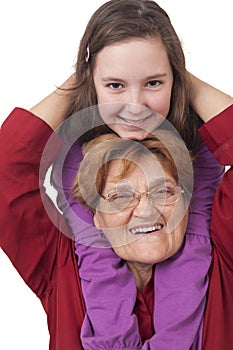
[1,106,233,349]
[0,108,153,349]
[135,274,155,341]
[199,104,233,349]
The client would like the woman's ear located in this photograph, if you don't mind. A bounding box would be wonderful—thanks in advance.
[93,211,101,229]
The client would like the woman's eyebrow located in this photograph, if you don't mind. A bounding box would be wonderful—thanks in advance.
[148,177,176,188]
[107,177,176,191]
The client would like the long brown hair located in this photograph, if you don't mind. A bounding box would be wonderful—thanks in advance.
[64,0,202,155]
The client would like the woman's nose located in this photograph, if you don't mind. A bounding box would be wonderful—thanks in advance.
[133,194,161,220]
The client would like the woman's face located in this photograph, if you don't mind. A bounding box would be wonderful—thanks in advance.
[93,38,173,140]
[94,156,188,265]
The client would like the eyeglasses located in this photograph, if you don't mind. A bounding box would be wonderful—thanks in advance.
[101,185,184,211]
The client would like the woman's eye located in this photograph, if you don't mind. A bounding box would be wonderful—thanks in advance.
[115,192,132,200]
[108,83,123,89]
[109,192,132,202]
[156,188,169,196]
[146,80,161,87]
[153,187,175,196]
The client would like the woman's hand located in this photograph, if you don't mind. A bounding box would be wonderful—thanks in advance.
[188,72,233,123]
[30,73,76,130]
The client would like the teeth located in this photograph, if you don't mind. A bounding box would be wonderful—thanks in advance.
[130,224,162,235]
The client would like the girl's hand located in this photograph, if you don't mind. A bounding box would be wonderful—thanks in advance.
[30,73,76,130]
[188,72,233,123]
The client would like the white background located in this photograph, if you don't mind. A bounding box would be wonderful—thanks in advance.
[0,1,232,349]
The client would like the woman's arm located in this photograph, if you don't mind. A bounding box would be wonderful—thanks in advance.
[189,73,233,122]
[52,142,142,350]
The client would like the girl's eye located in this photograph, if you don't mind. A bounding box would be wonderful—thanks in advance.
[146,80,161,87]
[108,83,123,89]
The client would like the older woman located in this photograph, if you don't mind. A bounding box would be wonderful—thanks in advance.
[71,131,192,344]
[72,131,192,276]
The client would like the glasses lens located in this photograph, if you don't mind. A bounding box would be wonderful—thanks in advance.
[150,186,179,207]
[106,186,181,211]
[107,191,135,210]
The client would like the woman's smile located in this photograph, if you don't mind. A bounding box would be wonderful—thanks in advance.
[94,157,188,264]
[129,222,164,235]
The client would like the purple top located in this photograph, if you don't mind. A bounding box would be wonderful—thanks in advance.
[52,140,224,350]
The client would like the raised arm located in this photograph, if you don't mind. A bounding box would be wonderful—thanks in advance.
[0,108,69,296]
[189,73,233,122]
[0,108,85,349]
[30,74,76,130]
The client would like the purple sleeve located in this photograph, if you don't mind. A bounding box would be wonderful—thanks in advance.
[52,139,224,349]
[146,143,224,350]
[52,141,142,350]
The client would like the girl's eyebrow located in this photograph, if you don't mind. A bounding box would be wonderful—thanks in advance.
[145,73,167,80]
[101,77,125,82]
[101,73,167,82]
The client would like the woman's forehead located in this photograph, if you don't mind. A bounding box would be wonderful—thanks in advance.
[104,156,175,188]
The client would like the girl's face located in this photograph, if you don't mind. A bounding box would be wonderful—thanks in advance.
[93,38,173,140]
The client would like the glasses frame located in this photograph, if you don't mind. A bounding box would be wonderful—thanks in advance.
[100,185,185,211]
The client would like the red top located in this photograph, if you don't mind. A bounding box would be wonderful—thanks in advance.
[199,104,233,350]
[0,108,154,349]
[135,273,155,341]
[0,105,233,349]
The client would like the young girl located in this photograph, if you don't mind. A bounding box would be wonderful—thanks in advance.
[46,1,224,349]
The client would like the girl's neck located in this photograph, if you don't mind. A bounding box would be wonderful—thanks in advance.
[126,261,153,292]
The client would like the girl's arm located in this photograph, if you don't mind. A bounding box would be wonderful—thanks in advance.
[0,108,85,349]
[189,73,233,122]
[30,74,76,130]
[0,108,73,301]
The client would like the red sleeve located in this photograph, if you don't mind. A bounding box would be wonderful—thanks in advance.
[199,104,233,164]
[199,104,233,264]
[0,108,71,300]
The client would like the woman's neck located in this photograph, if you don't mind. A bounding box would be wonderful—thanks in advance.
[126,261,153,292]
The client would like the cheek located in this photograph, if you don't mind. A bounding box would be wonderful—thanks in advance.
[111,246,129,261]
[164,201,188,234]
[98,103,124,122]
[149,89,172,118]
[166,212,188,257]
[95,211,130,230]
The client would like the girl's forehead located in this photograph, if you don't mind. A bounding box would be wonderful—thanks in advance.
[94,38,169,69]
[93,38,172,91]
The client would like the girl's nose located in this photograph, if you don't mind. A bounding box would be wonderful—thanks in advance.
[124,102,145,116]
[124,88,147,113]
